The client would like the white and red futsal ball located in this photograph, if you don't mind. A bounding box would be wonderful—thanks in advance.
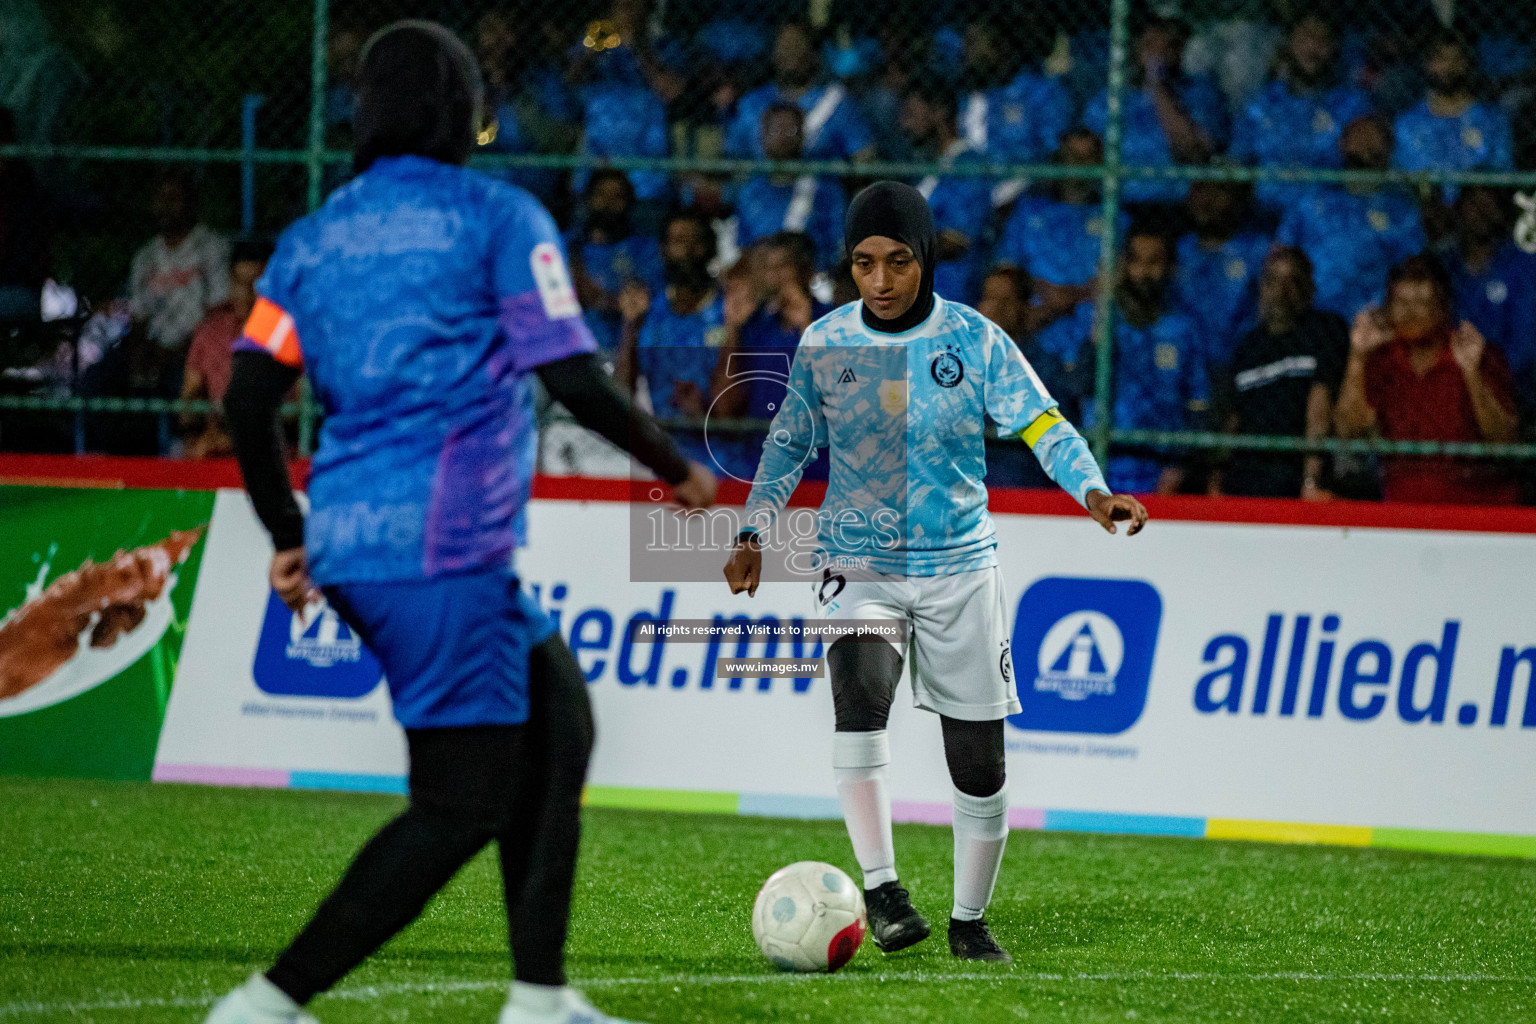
[751,861,867,972]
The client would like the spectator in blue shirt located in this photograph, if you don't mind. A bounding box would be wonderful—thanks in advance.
[956,13,1071,206]
[616,209,724,467]
[900,81,992,306]
[726,22,876,162]
[735,103,846,270]
[567,0,677,203]
[475,9,580,207]
[996,129,1128,358]
[1070,228,1210,494]
[1083,16,1227,207]
[1173,180,1271,372]
[1394,29,1514,181]
[1277,115,1426,322]
[566,169,665,357]
[974,266,1087,490]
[1445,185,1536,411]
[1231,12,1374,216]
[711,232,833,481]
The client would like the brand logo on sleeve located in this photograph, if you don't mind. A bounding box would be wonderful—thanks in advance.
[531,242,580,319]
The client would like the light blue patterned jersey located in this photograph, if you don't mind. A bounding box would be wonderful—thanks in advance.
[743,297,1108,577]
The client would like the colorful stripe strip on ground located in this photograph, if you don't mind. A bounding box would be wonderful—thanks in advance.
[152,769,1536,859]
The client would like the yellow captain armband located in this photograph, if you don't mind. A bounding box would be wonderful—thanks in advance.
[1019,407,1065,449]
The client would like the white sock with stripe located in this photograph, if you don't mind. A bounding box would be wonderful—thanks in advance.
[951,783,1009,922]
[833,730,897,890]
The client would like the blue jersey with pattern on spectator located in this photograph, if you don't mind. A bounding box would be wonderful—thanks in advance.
[577,82,670,201]
[1232,79,1374,212]
[565,231,665,355]
[960,72,1073,163]
[918,142,994,306]
[736,175,847,270]
[997,195,1128,286]
[1173,231,1272,368]
[1084,76,1228,203]
[236,156,596,585]
[726,83,874,160]
[1393,100,1513,174]
[1447,241,1536,406]
[636,291,726,420]
[1070,301,1210,493]
[1276,185,1425,320]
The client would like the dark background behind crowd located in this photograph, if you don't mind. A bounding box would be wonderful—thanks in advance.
[3,0,1536,504]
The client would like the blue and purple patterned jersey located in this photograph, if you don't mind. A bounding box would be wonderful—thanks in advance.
[237,155,596,585]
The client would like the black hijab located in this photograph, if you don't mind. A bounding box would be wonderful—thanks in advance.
[844,181,937,334]
[353,21,484,174]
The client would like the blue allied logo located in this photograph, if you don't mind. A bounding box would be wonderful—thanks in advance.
[253,591,383,699]
[1007,577,1162,735]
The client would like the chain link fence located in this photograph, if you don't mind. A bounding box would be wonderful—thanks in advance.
[3,0,1536,502]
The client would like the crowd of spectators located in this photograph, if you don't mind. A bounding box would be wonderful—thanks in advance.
[3,1,1536,504]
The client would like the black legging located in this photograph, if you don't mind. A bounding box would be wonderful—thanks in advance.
[266,634,593,1003]
[827,635,1006,798]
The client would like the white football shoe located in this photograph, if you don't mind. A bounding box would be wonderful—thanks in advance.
[204,974,321,1024]
[497,983,645,1024]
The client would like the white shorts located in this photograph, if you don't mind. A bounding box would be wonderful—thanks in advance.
[814,565,1021,721]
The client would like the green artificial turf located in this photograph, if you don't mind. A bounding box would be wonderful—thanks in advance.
[2,776,1534,1023]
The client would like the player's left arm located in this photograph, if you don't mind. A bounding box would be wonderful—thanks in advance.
[981,322,1147,536]
[225,286,314,610]
[494,194,714,507]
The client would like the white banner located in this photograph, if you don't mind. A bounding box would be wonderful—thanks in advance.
[157,492,1536,838]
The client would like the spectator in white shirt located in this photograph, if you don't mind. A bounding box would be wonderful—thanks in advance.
[128,172,230,358]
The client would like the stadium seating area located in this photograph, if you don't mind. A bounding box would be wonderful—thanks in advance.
[3,0,1535,502]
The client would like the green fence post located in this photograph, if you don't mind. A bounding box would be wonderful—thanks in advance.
[1090,0,1131,469]
[299,0,330,457]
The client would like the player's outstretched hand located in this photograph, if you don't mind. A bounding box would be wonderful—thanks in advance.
[724,536,762,597]
[674,460,717,509]
[270,546,320,612]
[1086,490,1148,536]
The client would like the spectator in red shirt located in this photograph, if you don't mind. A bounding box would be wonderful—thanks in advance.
[179,239,270,459]
[1335,253,1519,504]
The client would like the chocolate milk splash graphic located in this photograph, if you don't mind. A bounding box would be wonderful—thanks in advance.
[0,527,205,703]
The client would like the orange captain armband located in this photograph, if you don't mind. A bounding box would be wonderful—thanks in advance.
[241,297,303,368]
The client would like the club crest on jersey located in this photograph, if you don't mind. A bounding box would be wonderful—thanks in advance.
[931,350,964,388]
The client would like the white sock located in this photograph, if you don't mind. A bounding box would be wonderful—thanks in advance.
[833,730,897,890]
[951,783,1009,922]
[508,981,564,1015]
[243,973,301,1014]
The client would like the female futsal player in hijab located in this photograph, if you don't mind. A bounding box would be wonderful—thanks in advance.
[724,181,1147,961]
[208,21,712,1024]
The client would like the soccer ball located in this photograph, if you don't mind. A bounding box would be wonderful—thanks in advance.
[751,861,866,973]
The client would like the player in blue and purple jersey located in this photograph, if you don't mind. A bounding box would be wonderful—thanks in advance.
[207,23,712,1024]
[723,182,1147,964]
